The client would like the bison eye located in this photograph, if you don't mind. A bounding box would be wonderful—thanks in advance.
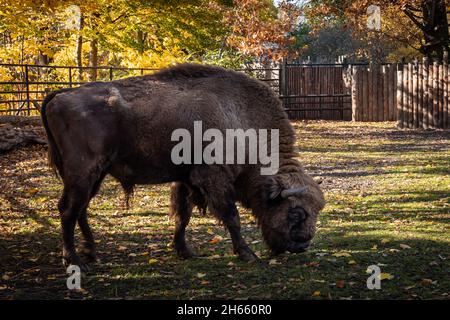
[288,207,307,224]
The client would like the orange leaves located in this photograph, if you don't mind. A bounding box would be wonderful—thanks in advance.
[222,0,301,61]
[209,235,223,244]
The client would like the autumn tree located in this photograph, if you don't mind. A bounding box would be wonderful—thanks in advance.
[302,0,449,61]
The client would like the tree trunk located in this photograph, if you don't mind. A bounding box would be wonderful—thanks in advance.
[75,15,84,81]
[137,30,147,55]
[420,0,449,61]
[89,39,98,81]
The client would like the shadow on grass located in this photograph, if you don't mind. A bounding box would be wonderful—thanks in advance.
[0,213,449,300]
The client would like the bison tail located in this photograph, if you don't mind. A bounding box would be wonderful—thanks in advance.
[40,89,70,178]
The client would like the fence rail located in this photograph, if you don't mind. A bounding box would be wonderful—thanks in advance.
[0,63,280,115]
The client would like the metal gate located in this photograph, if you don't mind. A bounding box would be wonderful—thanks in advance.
[279,63,352,120]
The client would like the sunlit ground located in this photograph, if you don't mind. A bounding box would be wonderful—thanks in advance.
[0,121,449,299]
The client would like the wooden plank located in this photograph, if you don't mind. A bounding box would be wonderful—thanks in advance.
[373,64,378,121]
[445,62,449,128]
[396,63,403,128]
[418,63,423,128]
[428,61,434,128]
[383,65,388,121]
[403,64,408,128]
[412,62,418,128]
[359,67,364,121]
[351,66,360,121]
[436,63,441,128]
[408,63,414,128]
[433,62,439,128]
[441,63,444,127]
[390,64,396,121]
[368,64,373,121]
[362,67,368,121]
[422,59,429,129]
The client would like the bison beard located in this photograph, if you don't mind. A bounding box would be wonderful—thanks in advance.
[40,63,325,271]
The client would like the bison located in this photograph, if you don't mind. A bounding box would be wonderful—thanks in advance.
[41,63,325,270]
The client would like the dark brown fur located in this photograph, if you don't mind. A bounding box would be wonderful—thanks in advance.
[41,63,325,269]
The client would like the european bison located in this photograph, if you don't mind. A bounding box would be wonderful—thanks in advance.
[41,63,325,270]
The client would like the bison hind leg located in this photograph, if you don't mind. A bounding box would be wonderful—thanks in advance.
[77,172,107,263]
[170,182,197,259]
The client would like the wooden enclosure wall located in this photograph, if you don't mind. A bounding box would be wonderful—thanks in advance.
[351,64,397,121]
[397,61,449,129]
[284,65,352,120]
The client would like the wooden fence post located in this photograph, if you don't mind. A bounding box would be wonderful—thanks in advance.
[383,64,388,121]
[351,66,358,121]
[444,51,449,129]
[418,62,423,128]
[422,57,429,129]
[24,65,31,116]
[433,61,439,129]
[396,62,403,128]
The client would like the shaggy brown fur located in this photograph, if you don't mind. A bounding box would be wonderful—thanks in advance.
[41,63,325,269]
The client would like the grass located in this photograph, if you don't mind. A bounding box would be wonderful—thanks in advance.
[0,121,449,300]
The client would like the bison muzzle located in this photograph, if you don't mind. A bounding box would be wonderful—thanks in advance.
[40,63,325,270]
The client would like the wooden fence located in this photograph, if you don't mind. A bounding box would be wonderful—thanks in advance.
[350,64,397,122]
[281,64,352,120]
[397,60,449,129]
[351,61,449,129]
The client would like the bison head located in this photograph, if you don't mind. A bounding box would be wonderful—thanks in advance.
[260,171,325,255]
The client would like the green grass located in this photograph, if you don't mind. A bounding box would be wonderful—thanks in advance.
[0,121,449,299]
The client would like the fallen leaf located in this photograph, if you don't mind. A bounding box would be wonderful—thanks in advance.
[399,244,411,249]
[312,291,321,297]
[206,228,214,235]
[197,273,206,278]
[200,280,210,285]
[148,258,158,265]
[371,245,378,250]
[336,280,345,288]
[379,273,394,280]
[26,188,39,196]
[269,259,279,265]
[305,261,320,267]
[420,279,434,285]
[209,235,223,244]
[332,251,351,257]
[118,246,127,251]
[381,239,389,244]
[348,260,357,265]
[128,253,137,257]
[0,285,8,290]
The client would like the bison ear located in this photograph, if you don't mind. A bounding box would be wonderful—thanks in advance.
[266,176,283,200]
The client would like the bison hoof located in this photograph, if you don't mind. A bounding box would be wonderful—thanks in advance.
[62,255,90,272]
[81,246,97,263]
[238,248,259,262]
[176,247,197,259]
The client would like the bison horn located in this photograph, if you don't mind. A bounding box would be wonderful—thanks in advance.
[280,186,309,198]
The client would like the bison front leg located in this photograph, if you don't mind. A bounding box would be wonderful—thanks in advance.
[190,167,258,262]
[170,182,197,259]
[221,203,258,262]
